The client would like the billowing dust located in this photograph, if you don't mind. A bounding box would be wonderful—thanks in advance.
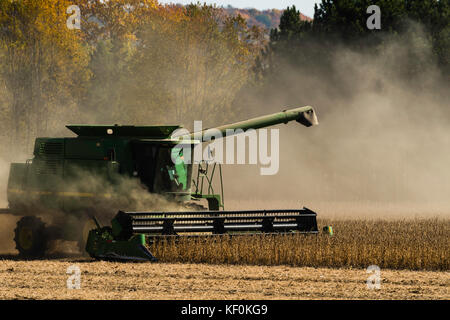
[220,25,450,218]
[0,163,188,253]
[0,158,16,252]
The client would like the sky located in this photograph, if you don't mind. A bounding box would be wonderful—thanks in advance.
[158,0,322,18]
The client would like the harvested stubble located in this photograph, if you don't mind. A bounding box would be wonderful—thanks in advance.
[149,218,449,270]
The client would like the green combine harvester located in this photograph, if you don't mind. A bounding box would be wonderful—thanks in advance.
[1,106,319,261]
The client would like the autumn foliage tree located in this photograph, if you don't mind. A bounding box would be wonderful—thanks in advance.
[129,4,262,126]
[0,0,90,155]
[0,0,263,157]
[78,1,262,126]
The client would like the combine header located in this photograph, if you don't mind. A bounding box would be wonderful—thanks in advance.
[86,208,318,261]
[1,106,319,261]
[123,208,318,236]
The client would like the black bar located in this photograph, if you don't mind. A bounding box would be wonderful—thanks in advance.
[261,218,274,232]
[213,218,225,234]
[162,219,175,235]
[0,300,440,318]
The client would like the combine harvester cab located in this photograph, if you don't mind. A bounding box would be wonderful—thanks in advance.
[2,106,320,261]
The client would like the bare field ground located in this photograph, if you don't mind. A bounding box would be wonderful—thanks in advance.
[0,259,448,300]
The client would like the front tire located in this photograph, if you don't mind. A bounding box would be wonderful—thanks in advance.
[14,216,48,259]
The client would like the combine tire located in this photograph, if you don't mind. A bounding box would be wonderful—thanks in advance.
[14,216,48,259]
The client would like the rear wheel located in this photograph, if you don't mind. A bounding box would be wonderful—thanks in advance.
[14,216,48,259]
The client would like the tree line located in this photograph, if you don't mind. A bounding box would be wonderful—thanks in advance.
[0,0,264,156]
[0,0,448,158]
[268,0,448,77]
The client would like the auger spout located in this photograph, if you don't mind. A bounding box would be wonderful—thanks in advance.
[190,106,318,141]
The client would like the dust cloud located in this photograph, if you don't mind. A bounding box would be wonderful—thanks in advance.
[0,157,8,208]
[221,25,450,218]
[0,164,188,254]
[0,158,17,253]
[64,167,190,219]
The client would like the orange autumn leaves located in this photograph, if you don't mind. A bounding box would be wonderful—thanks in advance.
[0,0,264,155]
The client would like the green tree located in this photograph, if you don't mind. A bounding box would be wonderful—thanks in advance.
[266,0,449,83]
